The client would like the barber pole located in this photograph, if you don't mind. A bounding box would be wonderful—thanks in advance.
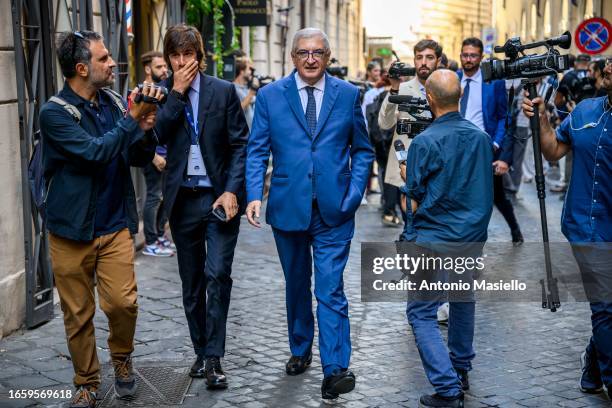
[126,0,133,38]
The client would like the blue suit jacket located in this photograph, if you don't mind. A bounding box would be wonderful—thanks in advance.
[246,72,375,231]
[458,71,513,164]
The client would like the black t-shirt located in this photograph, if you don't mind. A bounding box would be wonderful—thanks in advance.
[83,92,127,237]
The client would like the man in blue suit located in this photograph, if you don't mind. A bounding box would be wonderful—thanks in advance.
[245,28,374,400]
[458,37,523,245]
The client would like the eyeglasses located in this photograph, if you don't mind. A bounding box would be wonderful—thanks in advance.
[460,53,481,60]
[294,49,327,61]
[71,31,84,61]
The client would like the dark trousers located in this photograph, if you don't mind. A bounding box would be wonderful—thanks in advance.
[493,174,520,232]
[169,189,240,357]
[572,245,612,387]
[503,127,529,194]
[272,203,353,377]
[143,163,168,245]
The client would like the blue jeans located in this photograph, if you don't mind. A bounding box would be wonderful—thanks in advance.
[406,298,475,397]
[572,244,612,387]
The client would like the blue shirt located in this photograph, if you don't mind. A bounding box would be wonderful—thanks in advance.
[556,96,612,242]
[82,92,127,237]
[402,112,493,242]
[181,73,212,188]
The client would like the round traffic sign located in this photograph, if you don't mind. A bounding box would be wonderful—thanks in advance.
[575,17,611,55]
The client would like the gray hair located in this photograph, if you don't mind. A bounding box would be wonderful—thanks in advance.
[291,28,331,53]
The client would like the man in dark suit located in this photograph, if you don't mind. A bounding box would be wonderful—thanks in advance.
[155,24,249,389]
[458,37,523,245]
[245,28,374,400]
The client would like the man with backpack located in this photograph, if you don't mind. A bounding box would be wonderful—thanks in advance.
[38,31,163,407]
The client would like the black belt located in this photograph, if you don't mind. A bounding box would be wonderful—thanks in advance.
[179,186,213,196]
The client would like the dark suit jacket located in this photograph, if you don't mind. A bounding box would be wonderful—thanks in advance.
[155,73,249,216]
[457,71,513,164]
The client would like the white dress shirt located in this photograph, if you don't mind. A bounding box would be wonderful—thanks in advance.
[461,68,485,132]
[295,72,325,121]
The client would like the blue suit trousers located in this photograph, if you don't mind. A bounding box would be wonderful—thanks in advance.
[272,203,353,376]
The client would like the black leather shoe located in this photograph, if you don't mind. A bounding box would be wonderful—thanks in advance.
[456,368,469,391]
[205,357,228,389]
[321,370,355,400]
[511,228,524,247]
[580,351,603,394]
[189,355,206,378]
[285,352,312,376]
[419,393,464,407]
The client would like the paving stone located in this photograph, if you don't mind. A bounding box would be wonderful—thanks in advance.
[0,184,608,408]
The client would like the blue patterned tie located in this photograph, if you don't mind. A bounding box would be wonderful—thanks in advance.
[305,86,317,137]
[460,78,471,117]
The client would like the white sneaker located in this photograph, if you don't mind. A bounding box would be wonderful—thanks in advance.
[142,243,174,257]
[437,302,449,325]
[157,236,176,251]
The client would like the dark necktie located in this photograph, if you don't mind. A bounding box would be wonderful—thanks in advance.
[460,78,471,117]
[305,86,317,136]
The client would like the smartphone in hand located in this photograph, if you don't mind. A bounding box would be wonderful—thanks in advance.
[212,206,227,222]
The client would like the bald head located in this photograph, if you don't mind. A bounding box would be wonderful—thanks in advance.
[425,69,461,110]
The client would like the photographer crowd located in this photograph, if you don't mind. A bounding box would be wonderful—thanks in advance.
[37,23,610,408]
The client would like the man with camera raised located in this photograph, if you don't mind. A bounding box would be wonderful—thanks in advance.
[233,56,257,130]
[522,58,612,402]
[40,30,163,407]
[378,40,441,191]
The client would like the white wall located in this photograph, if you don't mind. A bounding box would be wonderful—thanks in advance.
[0,0,26,339]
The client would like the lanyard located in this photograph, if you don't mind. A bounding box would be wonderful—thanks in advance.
[185,107,199,145]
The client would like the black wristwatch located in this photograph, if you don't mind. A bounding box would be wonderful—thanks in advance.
[389,88,399,95]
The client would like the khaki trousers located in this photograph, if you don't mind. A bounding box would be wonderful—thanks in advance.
[49,228,138,390]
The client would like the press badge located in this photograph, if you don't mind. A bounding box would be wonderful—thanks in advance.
[188,145,207,176]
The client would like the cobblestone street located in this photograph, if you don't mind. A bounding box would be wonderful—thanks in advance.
[1,181,611,408]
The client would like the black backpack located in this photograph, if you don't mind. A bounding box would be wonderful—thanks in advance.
[366,90,395,145]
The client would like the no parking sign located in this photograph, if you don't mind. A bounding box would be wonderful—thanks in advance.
[575,17,612,55]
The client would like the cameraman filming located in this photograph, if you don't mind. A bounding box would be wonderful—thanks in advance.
[233,56,257,129]
[39,30,163,406]
[378,39,441,191]
[522,58,612,401]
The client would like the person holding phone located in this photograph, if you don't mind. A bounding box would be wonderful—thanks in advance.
[154,24,249,389]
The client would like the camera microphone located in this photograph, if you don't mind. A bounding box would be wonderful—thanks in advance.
[388,95,427,105]
[394,140,407,164]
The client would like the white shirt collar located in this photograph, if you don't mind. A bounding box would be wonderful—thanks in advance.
[190,73,201,94]
[295,72,326,92]
[463,68,482,84]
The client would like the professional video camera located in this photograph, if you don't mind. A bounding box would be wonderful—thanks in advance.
[482,32,574,313]
[326,58,349,79]
[388,94,432,138]
[388,62,416,80]
[559,69,597,103]
[481,31,572,82]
